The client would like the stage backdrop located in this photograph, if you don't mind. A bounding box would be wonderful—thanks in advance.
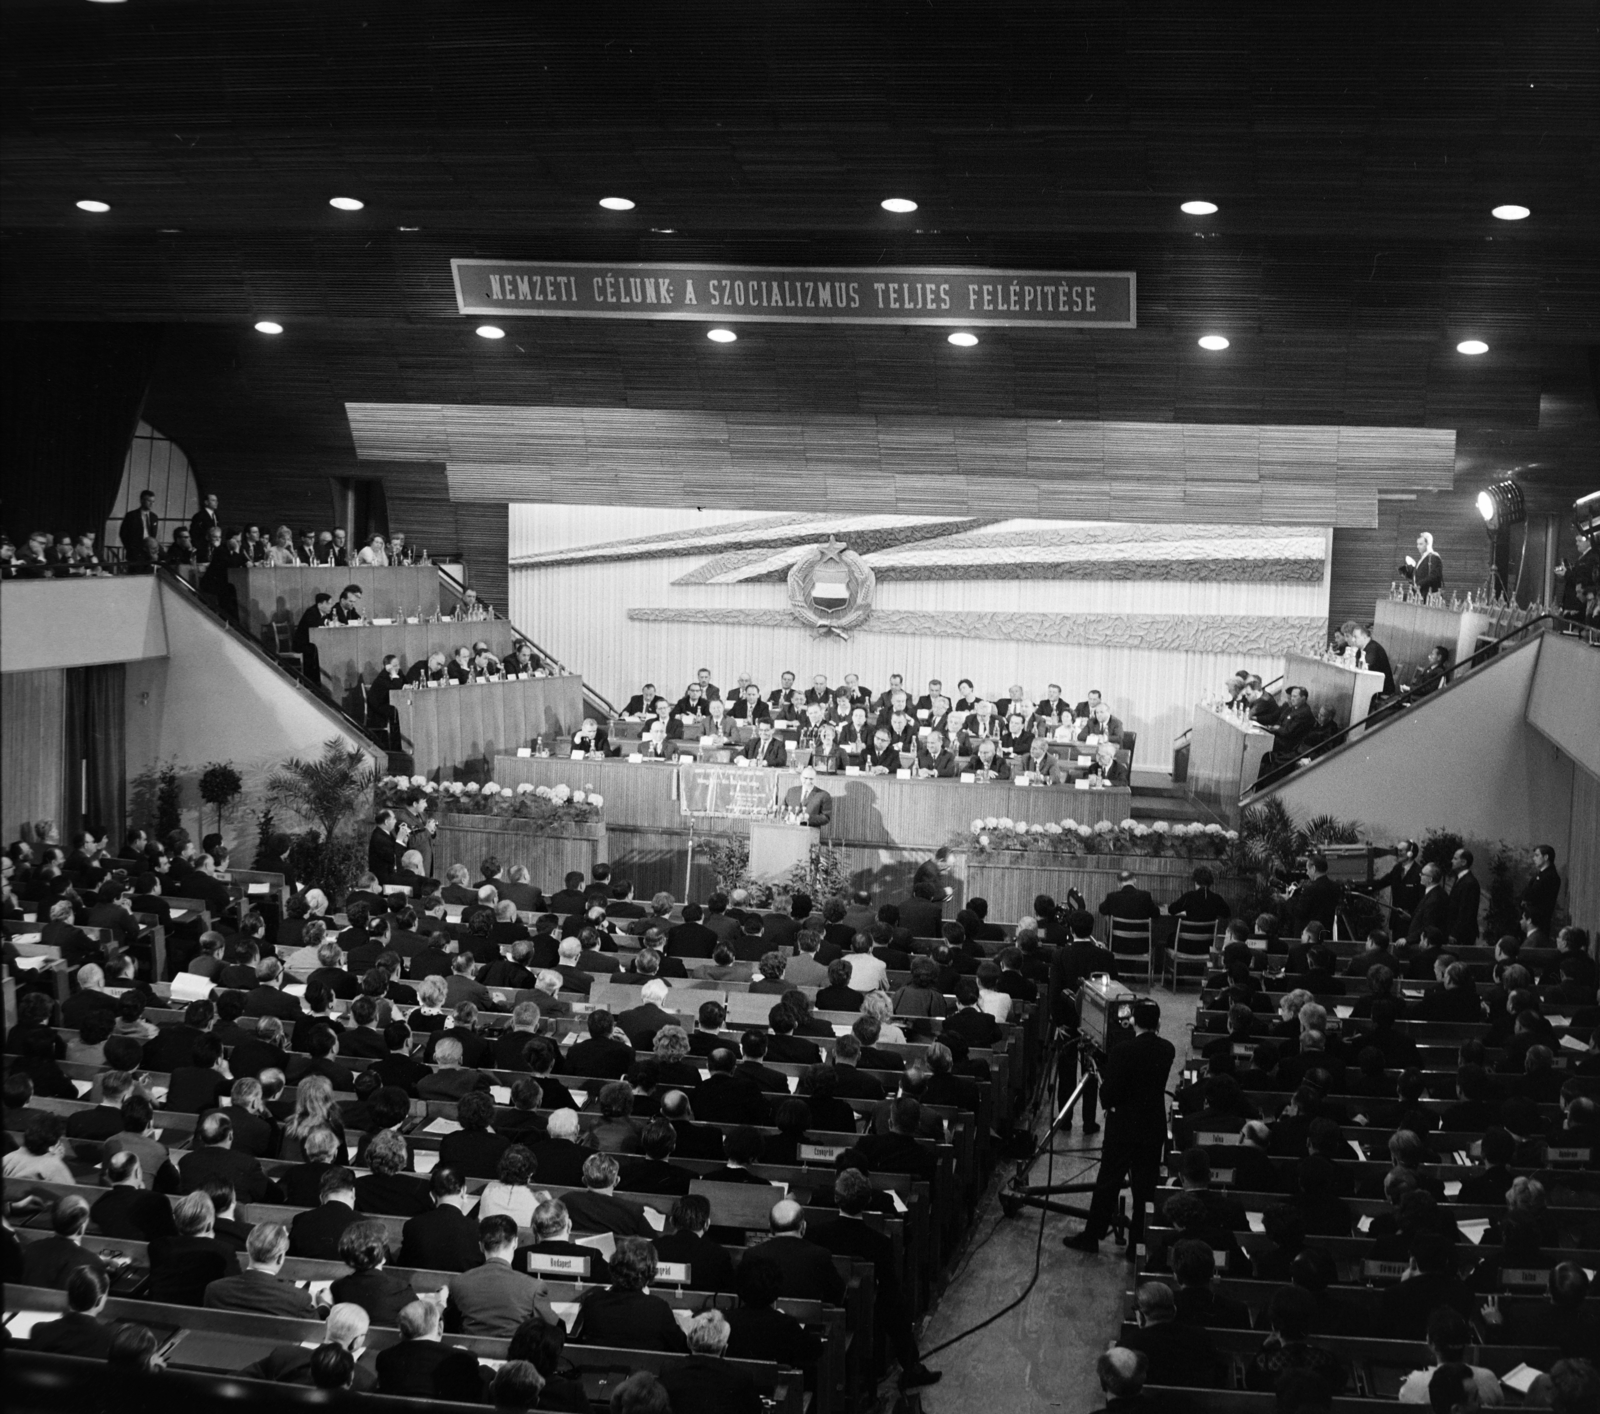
[508,507,1331,765]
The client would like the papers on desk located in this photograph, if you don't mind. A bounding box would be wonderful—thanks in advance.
[1502,1364,1543,1395]
[959,772,976,783]
[643,1207,667,1233]
[1356,1214,1373,1233]
[282,984,307,998]
[517,747,532,757]
[149,1086,168,1105]
[489,1086,513,1105]
[1333,1005,1354,1020]
[1073,778,1090,790]
[1351,1114,1369,1128]
[11,955,49,970]
[1348,1140,1367,1161]
[785,1073,800,1094]
[1443,1181,1462,1197]
[413,1151,440,1175]
[671,1307,695,1333]
[567,1091,588,1108]
[170,973,215,1002]
[1246,1211,1265,1233]
[72,1079,94,1098]
[247,882,271,896]
[832,1024,854,1037]
[1560,1033,1589,1052]
[888,1189,908,1215]
[550,1302,581,1331]
[628,753,643,764]
[575,1231,617,1260]
[10,932,43,946]
[4,1310,61,1339]
[1458,1218,1491,1246]
[421,1117,462,1136]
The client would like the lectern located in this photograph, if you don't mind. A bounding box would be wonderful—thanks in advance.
[748,820,818,881]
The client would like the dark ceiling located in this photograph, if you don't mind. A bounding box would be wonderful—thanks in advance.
[3,1,1597,502]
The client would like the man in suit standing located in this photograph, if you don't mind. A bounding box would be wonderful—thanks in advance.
[1400,531,1444,597]
[741,720,788,768]
[189,494,220,550]
[368,810,402,884]
[1375,841,1425,932]
[1064,998,1175,1253]
[1445,848,1481,948]
[119,490,160,565]
[1348,622,1396,697]
[1521,845,1561,934]
[1405,863,1451,945]
[782,767,833,827]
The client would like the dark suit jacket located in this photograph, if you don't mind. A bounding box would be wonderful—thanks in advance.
[1521,865,1561,932]
[288,1200,362,1259]
[575,1286,688,1352]
[1446,870,1482,947]
[29,1312,116,1357]
[562,1189,653,1238]
[566,1035,635,1080]
[740,735,788,768]
[1100,886,1160,922]
[399,1204,483,1272]
[331,1267,419,1327]
[1293,875,1342,932]
[1100,1030,1176,1146]
[725,1303,824,1371]
[204,1268,318,1316]
[374,1338,483,1401]
[665,920,719,958]
[744,1235,845,1303]
[660,1356,763,1414]
[91,1184,178,1241]
[148,1234,233,1305]
[1405,886,1450,944]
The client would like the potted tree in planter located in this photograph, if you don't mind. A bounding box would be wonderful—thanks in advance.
[198,761,243,840]
[267,738,375,901]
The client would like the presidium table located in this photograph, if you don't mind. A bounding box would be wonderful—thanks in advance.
[307,620,521,699]
[436,753,1133,905]
[395,676,586,782]
[1187,703,1274,826]
[228,565,445,640]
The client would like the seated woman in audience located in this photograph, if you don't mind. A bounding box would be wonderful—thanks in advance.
[651,1026,702,1087]
[355,1129,434,1217]
[506,1315,589,1413]
[477,1144,552,1229]
[1244,1284,1350,1394]
[3,1111,76,1182]
[265,525,300,566]
[861,989,907,1045]
[892,956,950,1034]
[837,705,872,758]
[281,1074,350,1165]
[355,534,389,566]
[331,1218,418,1326]
[969,737,1011,781]
[573,1237,688,1353]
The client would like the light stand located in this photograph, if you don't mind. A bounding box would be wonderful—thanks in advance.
[998,1041,1128,1241]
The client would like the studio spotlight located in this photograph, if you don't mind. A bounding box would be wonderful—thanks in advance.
[1476,479,1525,528]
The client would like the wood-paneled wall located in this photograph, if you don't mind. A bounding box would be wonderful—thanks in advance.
[1,669,67,840]
[1567,767,1599,933]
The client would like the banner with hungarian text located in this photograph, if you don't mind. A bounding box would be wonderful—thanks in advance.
[453,259,1135,329]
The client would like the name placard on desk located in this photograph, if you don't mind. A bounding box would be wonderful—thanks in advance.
[525,1252,590,1279]
[799,1143,845,1164]
[654,1261,691,1285]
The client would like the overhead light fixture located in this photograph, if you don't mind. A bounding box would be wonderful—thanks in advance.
[75,199,110,213]
[328,197,364,211]
[397,226,420,232]
[1457,339,1489,355]
[1180,200,1218,215]
[1476,479,1526,527]
[706,328,737,343]
[947,332,979,347]
[598,197,635,211]
[881,198,918,213]
[253,321,283,335]
[1197,334,1230,351]
[1491,204,1530,221]
[475,325,506,340]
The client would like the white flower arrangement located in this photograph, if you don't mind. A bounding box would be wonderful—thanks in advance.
[463,782,481,794]
[1225,829,1240,841]
[1045,822,1063,835]
[551,784,571,803]
[481,783,500,796]
[587,794,603,809]
[1150,820,1171,834]
[997,817,1015,830]
[977,834,991,849]
[422,781,438,793]
[1118,818,1138,831]
[516,783,535,795]
[1093,820,1113,834]
[1011,820,1027,832]
[1060,818,1077,830]
[1204,823,1224,835]
[983,816,1000,830]
[534,785,553,800]
[1075,824,1093,838]
[410,774,427,787]
[971,818,986,832]
[570,790,587,805]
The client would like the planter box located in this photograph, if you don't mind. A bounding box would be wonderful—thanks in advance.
[435,814,607,889]
[961,849,1240,922]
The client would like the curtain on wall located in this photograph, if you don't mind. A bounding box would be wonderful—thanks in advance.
[1,323,164,547]
[64,664,127,837]
[0,670,68,841]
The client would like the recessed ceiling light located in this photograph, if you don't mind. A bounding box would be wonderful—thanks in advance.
[1457,340,1489,356]
[86,1,128,5]
[706,328,737,343]
[947,332,979,347]
[397,226,420,232]
[328,197,364,211]
[475,325,506,340]
[1198,334,1230,351]
[253,321,283,335]
[75,200,110,213]
[598,197,635,211]
[1181,200,1219,215]
[881,197,918,214]
[1491,204,1530,221]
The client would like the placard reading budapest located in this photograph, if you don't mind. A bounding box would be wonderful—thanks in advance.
[452,260,1135,329]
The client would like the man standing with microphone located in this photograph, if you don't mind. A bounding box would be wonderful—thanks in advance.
[1399,531,1443,597]
[1063,998,1174,1256]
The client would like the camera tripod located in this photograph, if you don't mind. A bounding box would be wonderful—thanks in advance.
[997,1037,1128,1242]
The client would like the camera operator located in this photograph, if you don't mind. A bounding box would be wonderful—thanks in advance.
[1050,908,1117,1134]
[1291,854,1342,934]
[1064,998,1174,1255]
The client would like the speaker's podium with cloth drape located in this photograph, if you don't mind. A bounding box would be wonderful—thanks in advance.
[749,768,833,880]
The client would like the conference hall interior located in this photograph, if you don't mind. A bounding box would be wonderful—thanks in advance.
[4,6,1600,1414]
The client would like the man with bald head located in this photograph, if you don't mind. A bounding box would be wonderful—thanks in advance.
[741,1198,845,1304]
[1091,1347,1150,1414]
[240,1302,378,1388]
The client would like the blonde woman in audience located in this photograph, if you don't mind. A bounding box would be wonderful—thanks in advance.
[476,1144,552,1229]
[356,533,389,566]
[284,915,330,974]
[861,989,908,1045]
[266,525,300,566]
[409,974,450,1035]
[279,1073,349,1164]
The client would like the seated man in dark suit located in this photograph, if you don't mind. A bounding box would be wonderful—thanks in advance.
[289,1166,363,1259]
[374,1297,484,1401]
[28,1265,117,1357]
[742,1198,846,1304]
